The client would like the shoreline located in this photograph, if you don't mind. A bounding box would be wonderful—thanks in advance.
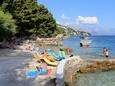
[0,42,115,86]
[0,45,57,86]
[64,57,115,86]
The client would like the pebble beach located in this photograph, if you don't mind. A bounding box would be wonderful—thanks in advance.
[0,44,58,86]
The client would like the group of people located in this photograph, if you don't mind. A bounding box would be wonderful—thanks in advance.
[103,47,109,58]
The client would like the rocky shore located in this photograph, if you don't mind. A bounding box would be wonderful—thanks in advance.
[64,58,115,86]
[1,42,115,86]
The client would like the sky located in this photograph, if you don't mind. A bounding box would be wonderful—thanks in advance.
[38,0,115,35]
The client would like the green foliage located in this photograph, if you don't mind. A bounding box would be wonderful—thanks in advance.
[1,0,56,37]
[31,5,56,37]
[57,24,91,36]
[0,0,4,6]
[0,0,91,38]
[52,24,66,36]
[79,31,91,36]
[0,10,16,41]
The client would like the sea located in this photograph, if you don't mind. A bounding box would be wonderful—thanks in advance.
[62,35,115,86]
[76,70,115,86]
[63,35,115,58]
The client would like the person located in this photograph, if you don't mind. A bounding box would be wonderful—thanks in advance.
[39,59,48,75]
[103,48,109,58]
[59,48,65,59]
[36,64,42,75]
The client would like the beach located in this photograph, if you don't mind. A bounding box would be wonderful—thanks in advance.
[1,0,115,86]
[0,44,57,86]
[0,48,33,86]
[0,35,115,86]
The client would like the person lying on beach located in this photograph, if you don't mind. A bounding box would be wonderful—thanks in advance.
[38,59,48,75]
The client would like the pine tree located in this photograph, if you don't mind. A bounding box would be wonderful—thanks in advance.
[1,0,56,37]
[0,10,16,41]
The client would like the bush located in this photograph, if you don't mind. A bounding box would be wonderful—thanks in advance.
[0,10,16,41]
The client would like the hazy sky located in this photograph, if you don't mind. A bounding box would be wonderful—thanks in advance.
[38,0,115,35]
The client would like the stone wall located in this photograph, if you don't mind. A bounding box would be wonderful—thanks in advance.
[64,58,115,86]
[56,56,81,86]
[64,58,83,86]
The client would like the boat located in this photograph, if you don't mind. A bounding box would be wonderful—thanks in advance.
[80,37,91,47]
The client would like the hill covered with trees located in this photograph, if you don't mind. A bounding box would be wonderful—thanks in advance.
[0,0,90,42]
[0,0,57,38]
[57,24,91,36]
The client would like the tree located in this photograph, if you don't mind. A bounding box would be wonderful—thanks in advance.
[0,10,16,41]
[0,0,4,6]
[1,0,56,37]
[32,5,56,37]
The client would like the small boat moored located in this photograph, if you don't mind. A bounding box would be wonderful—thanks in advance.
[80,37,91,47]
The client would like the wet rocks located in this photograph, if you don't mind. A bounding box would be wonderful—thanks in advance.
[64,58,115,86]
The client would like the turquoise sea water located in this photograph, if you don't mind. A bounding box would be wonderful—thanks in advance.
[76,70,115,86]
[63,35,115,58]
[63,35,115,86]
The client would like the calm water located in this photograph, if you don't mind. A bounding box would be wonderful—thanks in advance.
[76,70,115,86]
[63,35,115,86]
[63,35,115,58]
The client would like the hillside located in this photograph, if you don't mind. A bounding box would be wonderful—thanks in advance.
[57,24,91,36]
